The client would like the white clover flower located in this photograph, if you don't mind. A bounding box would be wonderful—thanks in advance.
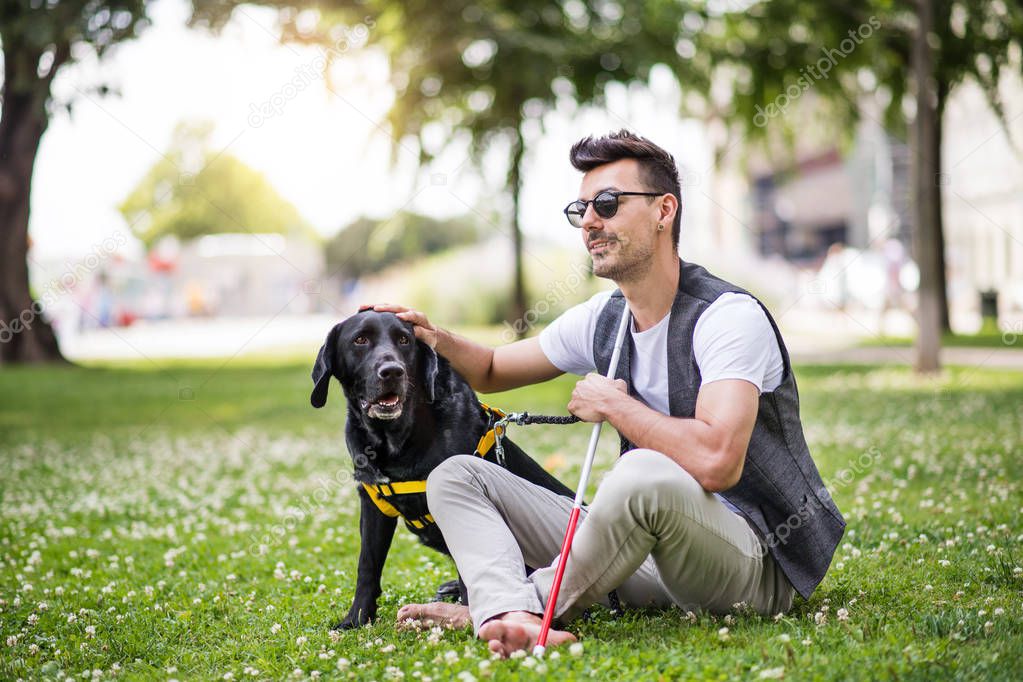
[271,623,282,634]
[456,672,476,682]
[443,650,459,663]
[509,649,526,659]
[837,608,849,622]
[778,633,791,643]
[296,636,308,646]
[336,658,350,670]
[569,642,584,657]
[381,643,396,653]
[717,627,730,641]
[85,625,96,638]
[759,668,785,679]
[6,635,17,647]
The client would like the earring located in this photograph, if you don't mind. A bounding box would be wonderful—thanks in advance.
[657,223,664,231]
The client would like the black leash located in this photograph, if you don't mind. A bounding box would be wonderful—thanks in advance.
[491,412,580,466]
[504,412,582,426]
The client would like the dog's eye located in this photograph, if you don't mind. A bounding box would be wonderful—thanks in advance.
[397,335,410,345]
[354,335,369,345]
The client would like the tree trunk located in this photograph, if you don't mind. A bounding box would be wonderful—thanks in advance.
[0,40,69,365]
[911,0,942,373]
[507,124,528,337]
[934,80,951,333]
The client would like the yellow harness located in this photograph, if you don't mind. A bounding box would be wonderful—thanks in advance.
[360,402,507,531]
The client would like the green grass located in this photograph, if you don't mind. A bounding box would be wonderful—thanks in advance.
[2,360,1022,680]
[861,329,1023,349]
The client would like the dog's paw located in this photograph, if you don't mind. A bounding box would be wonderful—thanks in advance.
[332,604,375,630]
[330,617,364,631]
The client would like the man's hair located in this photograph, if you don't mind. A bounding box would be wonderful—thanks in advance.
[569,130,682,248]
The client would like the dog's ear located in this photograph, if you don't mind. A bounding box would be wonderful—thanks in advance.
[310,324,342,408]
[418,340,440,404]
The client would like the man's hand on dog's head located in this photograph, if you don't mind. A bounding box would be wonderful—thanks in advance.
[360,303,440,349]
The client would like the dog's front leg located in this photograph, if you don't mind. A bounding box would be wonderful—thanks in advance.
[333,489,398,630]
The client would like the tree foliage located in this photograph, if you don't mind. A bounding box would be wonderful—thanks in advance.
[696,1,1023,145]
[325,211,480,280]
[119,122,312,246]
[187,0,703,329]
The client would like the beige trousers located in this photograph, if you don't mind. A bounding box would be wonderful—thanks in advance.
[426,449,795,634]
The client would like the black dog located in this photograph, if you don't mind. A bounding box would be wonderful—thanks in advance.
[311,310,574,629]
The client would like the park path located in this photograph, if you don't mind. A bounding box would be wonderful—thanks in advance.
[791,345,1023,370]
[58,310,1023,370]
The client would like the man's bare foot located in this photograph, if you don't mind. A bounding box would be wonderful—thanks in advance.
[395,602,471,630]
[477,611,576,658]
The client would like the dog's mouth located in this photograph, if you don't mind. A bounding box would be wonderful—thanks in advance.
[362,391,405,420]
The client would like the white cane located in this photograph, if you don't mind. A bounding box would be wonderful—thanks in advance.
[534,303,631,655]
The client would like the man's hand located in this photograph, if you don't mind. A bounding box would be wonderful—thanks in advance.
[567,374,629,422]
[359,302,562,392]
[361,303,440,349]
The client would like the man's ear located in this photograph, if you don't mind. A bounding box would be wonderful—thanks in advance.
[418,340,439,403]
[310,324,342,408]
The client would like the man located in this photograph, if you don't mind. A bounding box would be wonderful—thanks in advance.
[373,130,845,657]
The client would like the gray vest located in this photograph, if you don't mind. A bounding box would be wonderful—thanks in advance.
[594,260,845,599]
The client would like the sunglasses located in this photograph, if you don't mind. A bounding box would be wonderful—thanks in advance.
[563,190,663,228]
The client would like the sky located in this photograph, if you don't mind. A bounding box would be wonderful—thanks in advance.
[30,0,717,262]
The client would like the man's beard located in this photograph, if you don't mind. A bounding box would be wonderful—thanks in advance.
[591,237,655,283]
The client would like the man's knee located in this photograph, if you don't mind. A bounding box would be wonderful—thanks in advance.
[426,454,486,500]
[601,448,704,506]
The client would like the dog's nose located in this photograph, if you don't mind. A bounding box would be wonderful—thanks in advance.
[377,362,406,381]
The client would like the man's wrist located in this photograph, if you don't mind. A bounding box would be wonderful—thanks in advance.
[600,389,633,423]
[432,326,451,355]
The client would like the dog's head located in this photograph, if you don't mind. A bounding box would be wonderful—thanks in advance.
[310,310,439,421]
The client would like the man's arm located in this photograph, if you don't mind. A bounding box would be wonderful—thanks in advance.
[568,376,759,492]
[368,304,563,393]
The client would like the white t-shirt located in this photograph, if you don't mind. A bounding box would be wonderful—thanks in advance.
[539,291,785,401]
[539,290,785,513]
